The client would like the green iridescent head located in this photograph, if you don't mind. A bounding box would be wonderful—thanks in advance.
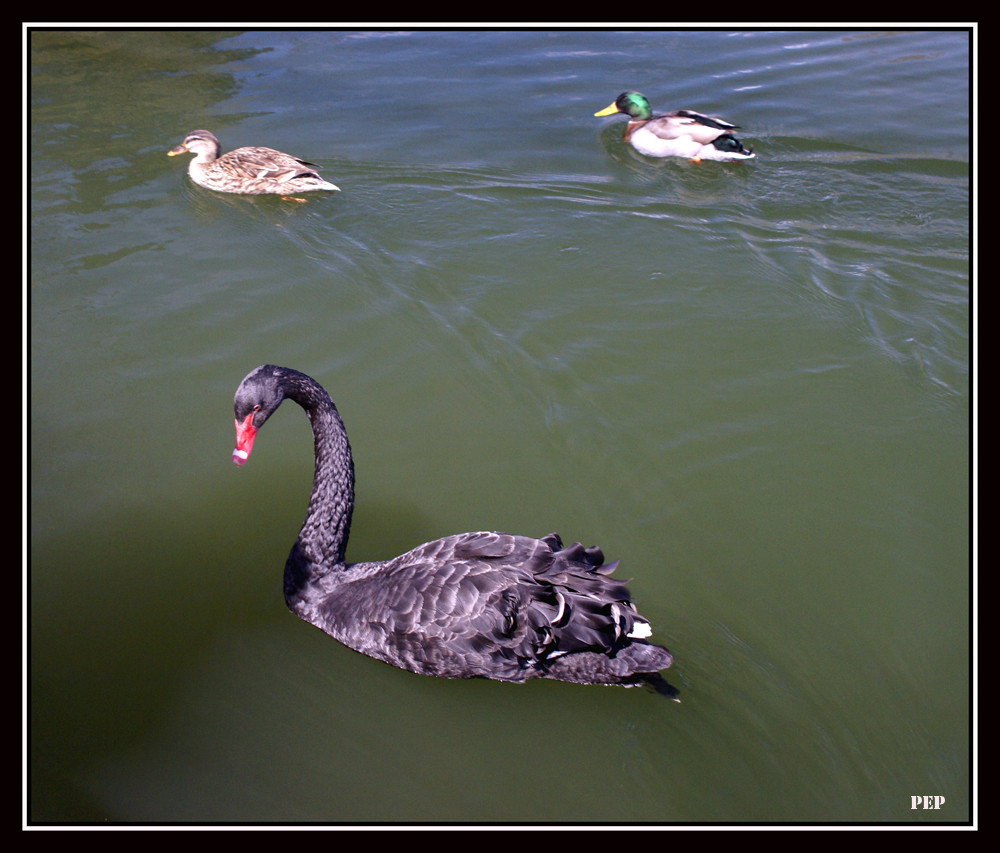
[594,92,653,120]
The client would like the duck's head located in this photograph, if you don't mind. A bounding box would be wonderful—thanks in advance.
[594,92,653,121]
[167,129,221,160]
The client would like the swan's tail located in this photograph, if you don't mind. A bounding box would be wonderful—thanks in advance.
[523,532,678,694]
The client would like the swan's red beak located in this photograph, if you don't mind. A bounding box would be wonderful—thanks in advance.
[233,413,257,466]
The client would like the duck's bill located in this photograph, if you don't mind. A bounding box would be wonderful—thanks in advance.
[594,103,620,117]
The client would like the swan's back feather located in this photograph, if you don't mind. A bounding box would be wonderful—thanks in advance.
[293,530,672,684]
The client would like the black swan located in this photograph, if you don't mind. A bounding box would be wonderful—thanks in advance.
[232,365,677,697]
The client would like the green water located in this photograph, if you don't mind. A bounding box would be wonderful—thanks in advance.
[28,28,971,825]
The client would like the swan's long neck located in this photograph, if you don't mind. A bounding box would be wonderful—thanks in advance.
[281,373,355,603]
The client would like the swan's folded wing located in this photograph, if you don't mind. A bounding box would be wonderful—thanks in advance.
[317,531,664,681]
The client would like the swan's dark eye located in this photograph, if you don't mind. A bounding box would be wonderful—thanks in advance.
[253,404,261,412]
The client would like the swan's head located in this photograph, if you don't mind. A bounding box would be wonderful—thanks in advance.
[232,364,288,466]
[168,129,222,162]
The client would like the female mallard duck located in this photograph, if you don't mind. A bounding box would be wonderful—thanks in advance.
[167,129,340,195]
[595,92,755,162]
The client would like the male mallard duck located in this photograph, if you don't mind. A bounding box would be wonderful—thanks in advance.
[595,92,755,162]
[167,130,340,195]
